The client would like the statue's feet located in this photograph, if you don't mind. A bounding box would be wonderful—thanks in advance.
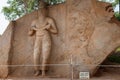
[41,74,45,78]
[34,70,41,76]
[41,71,45,78]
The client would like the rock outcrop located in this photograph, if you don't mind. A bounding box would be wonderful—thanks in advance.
[0,0,120,78]
[0,22,14,78]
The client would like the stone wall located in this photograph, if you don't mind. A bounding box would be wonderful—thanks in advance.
[1,0,120,78]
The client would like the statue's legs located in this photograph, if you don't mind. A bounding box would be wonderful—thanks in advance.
[33,36,42,76]
[42,34,51,76]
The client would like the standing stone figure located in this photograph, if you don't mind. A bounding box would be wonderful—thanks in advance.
[28,6,58,77]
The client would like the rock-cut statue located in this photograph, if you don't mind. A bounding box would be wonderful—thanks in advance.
[28,6,58,77]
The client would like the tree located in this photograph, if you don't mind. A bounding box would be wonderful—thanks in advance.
[2,0,65,21]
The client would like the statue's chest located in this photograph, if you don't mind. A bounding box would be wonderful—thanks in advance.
[36,21,48,29]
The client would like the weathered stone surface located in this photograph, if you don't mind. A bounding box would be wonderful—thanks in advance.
[66,0,120,77]
[10,4,69,77]
[0,22,14,78]
[0,0,120,78]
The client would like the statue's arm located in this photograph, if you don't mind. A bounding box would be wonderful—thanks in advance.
[48,18,58,34]
[28,20,37,36]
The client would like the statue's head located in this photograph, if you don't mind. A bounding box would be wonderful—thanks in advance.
[38,1,48,17]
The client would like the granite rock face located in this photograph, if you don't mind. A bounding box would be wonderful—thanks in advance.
[0,22,14,78]
[0,0,120,78]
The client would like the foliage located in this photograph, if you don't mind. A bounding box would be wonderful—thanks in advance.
[44,0,66,4]
[2,0,120,21]
[2,0,66,21]
[2,0,25,20]
[112,0,119,7]
[115,47,120,52]
[99,0,119,6]
[108,47,120,63]
[108,54,120,63]
[108,55,120,63]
